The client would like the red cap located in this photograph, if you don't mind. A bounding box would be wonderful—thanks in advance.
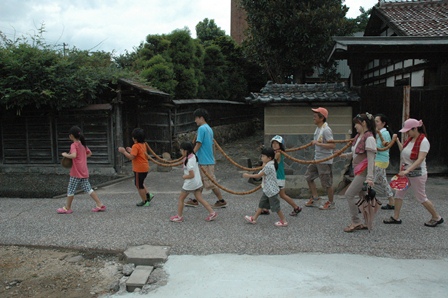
[312,107,328,119]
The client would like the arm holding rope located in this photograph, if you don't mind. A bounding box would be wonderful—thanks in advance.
[243,170,264,179]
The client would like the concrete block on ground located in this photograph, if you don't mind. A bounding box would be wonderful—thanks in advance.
[126,265,154,292]
[124,245,171,266]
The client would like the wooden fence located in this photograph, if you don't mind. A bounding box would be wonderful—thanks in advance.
[360,86,448,174]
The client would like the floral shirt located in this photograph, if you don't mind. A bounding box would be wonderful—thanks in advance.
[260,160,279,197]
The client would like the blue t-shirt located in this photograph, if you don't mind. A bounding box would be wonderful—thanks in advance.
[375,128,391,164]
[196,123,214,165]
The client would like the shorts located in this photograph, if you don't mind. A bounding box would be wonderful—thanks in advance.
[395,174,428,203]
[305,163,333,188]
[67,177,93,196]
[259,192,281,213]
[277,179,286,188]
[134,171,148,189]
[199,165,217,190]
[181,187,203,194]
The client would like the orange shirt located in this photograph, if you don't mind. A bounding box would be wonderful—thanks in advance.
[130,142,149,173]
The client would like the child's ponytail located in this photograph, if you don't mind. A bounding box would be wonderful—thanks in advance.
[69,126,87,147]
[180,141,197,166]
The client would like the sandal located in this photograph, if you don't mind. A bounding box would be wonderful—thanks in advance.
[383,216,402,224]
[381,204,395,210]
[343,223,367,233]
[289,207,302,216]
[424,217,444,227]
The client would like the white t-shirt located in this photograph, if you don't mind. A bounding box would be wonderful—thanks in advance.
[183,154,203,191]
[401,137,430,176]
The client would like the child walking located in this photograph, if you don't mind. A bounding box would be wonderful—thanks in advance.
[57,126,106,214]
[260,135,302,216]
[170,142,217,222]
[243,147,288,227]
[118,128,154,207]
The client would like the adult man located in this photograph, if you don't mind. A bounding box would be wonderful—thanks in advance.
[185,108,228,208]
[305,107,336,210]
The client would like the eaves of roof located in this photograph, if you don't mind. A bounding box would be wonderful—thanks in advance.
[118,78,171,97]
[246,82,360,104]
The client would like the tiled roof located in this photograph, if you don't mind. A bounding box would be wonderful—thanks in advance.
[376,0,448,36]
[246,81,359,104]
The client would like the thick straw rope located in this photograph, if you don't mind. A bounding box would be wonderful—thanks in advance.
[144,133,396,195]
[200,165,262,195]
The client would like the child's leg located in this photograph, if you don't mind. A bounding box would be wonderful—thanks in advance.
[194,190,214,214]
[253,208,262,221]
[65,177,78,209]
[89,191,103,207]
[65,195,75,210]
[135,172,148,202]
[137,188,147,202]
[177,191,188,217]
[80,179,104,207]
[279,189,299,209]
[276,210,286,222]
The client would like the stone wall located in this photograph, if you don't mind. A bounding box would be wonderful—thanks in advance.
[174,119,259,156]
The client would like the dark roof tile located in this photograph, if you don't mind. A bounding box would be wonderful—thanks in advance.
[377,1,448,36]
[246,82,359,104]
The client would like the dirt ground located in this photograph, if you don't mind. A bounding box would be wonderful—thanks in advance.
[0,131,265,298]
[0,245,122,298]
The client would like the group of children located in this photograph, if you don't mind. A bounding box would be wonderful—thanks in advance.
[56,107,444,230]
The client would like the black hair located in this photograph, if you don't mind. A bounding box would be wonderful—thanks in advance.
[69,126,86,147]
[180,141,198,166]
[316,112,327,123]
[261,147,278,171]
[416,123,428,138]
[353,113,377,138]
[193,108,209,122]
[374,113,394,137]
[132,128,145,143]
[271,139,285,151]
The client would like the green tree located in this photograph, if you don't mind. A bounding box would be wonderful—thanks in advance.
[0,29,132,112]
[140,55,177,95]
[240,0,353,83]
[196,18,226,45]
[134,29,201,98]
[202,44,228,99]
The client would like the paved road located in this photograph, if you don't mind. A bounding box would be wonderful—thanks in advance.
[2,167,448,297]
[1,167,447,259]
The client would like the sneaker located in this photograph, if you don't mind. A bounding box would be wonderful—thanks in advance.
[244,215,257,224]
[170,215,184,222]
[142,200,150,207]
[305,197,321,207]
[289,207,302,216]
[185,198,199,207]
[91,205,106,212]
[57,207,73,214]
[213,200,228,208]
[146,193,155,203]
[136,200,146,207]
[319,201,335,210]
[274,220,288,227]
[205,212,218,221]
[424,217,444,227]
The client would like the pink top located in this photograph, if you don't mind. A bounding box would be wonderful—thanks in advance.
[69,142,91,178]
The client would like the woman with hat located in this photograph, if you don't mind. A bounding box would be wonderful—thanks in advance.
[383,118,443,227]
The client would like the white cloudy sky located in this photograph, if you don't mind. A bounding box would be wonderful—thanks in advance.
[0,0,378,55]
